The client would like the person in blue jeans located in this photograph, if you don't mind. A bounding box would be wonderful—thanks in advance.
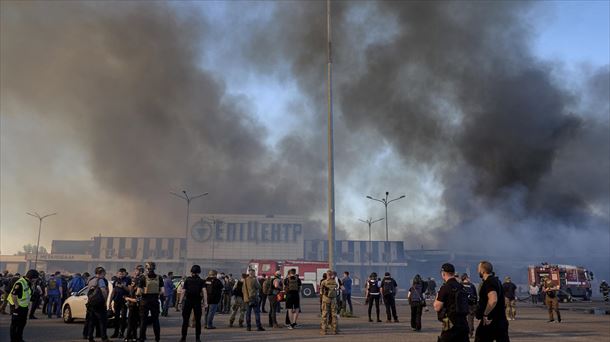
[204,270,223,329]
[45,273,63,318]
[162,273,175,317]
[341,272,353,314]
[243,269,265,332]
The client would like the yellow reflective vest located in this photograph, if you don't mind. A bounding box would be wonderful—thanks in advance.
[8,277,31,308]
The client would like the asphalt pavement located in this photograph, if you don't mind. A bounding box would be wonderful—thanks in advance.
[1,298,609,341]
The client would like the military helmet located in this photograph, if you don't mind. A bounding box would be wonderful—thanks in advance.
[145,262,156,271]
[370,272,377,279]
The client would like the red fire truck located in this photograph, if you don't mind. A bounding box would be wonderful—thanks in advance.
[528,263,593,301]
[248,259,329,298]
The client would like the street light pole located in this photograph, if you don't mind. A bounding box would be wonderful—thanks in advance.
[326,0,336,271]
[171,190,208,275]
[26,212,57,269]
[358,218,384,267]
[366,192,405,270]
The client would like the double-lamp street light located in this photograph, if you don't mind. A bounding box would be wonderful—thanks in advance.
[366,192,405,268]
[171,190,208,275]
[358,217,384,266]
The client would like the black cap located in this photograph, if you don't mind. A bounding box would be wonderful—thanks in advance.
[384,272,390,277]
[191,265,201,274]
[441,263,455,273]
[25,269,40,279]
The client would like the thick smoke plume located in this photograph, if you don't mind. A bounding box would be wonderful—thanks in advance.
[1,2,326,241]
[240,1,609,273]
[1,1,608,278]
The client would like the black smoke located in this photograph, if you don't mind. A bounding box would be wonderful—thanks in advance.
[1,1,608,278]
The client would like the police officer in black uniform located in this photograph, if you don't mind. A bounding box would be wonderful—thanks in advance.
[434,263,469,342]
[180,265,207,342]
[381,272,399,323]
[9,269,39,342]
[137,262,164,342]
[365,272,381,323]
[124,265,144,342]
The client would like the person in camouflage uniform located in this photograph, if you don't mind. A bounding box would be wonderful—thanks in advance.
[320,270,339,335]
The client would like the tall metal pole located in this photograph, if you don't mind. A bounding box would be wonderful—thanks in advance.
[326,0,336,271]
[171,190,208,275]
[26,212,57,269]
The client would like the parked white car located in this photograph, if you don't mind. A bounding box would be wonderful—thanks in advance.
[62,282,114,323]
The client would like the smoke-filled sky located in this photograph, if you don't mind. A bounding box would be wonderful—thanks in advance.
[1,1,608,268]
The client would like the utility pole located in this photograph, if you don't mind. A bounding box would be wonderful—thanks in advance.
[366,192,405,271]
[326,0,336,271]
[358,218,384,266]
[26,212,57,269]
[171,190,208,275]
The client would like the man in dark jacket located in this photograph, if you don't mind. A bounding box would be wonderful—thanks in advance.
[476,261,509,342]
[204,270,223,329]
[434,263,469,342]
[381,272,399,323]
[110,268,130,338]
[180,265,207,342]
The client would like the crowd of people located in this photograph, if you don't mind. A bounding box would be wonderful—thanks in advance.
[1,260,600,342]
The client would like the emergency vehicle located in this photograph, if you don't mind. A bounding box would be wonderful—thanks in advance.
[248,259,329,298]
[528,263,593,301]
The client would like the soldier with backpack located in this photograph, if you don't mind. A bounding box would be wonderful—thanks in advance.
[433,263,469,342]
[365,272,382,323]
[475,261,510,342]
[86,267,110,342]
[137,262,164,342]
[381,272,399,323]
[229,273,247,328]
[320,270,339,335]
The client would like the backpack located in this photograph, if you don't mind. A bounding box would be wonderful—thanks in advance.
[287,276,299,292]
[447,283,470,318]
[233,280,243,298]
[87,278,106,309]
[323,280,338,299]
[382,278,395,295]
[263,277,274,295]
[144,275,160,295]
[368,279,380,293]
[410,284,423,303]
[464,283,477,305]
[48,278,58,290]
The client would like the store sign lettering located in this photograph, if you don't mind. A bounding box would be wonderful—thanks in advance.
[191,219,302,243]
